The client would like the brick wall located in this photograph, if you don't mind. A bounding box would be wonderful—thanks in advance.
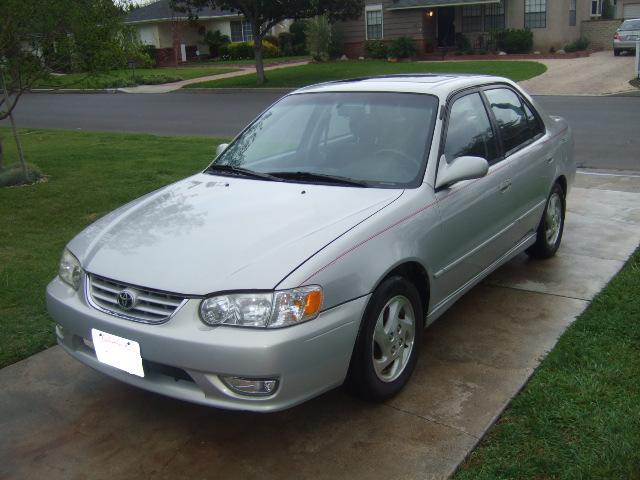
[581,19,623,50]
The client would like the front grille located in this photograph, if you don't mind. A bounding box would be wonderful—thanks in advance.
[87,274,186,324]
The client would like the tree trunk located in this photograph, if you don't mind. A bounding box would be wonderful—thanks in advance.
[254,34,266,85]
[0,68,27,180]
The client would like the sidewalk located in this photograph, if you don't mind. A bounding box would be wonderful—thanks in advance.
[119,61,309,93]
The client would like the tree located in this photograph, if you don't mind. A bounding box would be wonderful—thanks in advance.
[203,30,230,58]
[305,15,331,61]
[171,0,364,84]
[0,0,129,180]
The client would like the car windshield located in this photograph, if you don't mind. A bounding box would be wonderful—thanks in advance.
[620,19,640,30]
[212,92,438,188]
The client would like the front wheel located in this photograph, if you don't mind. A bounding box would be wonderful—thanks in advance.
[346,276,423,401]
[614,48,621,56]
[526,182,565,259]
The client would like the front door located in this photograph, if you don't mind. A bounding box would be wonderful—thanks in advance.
[430,91,516,302]
[437,7,456,47]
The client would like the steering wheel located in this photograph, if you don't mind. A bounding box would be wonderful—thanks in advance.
[373,148,421,171]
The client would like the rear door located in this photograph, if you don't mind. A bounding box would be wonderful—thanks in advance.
[431,90,515,298]
[482,87,553,244]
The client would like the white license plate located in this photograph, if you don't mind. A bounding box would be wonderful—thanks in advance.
[91,329,145,377]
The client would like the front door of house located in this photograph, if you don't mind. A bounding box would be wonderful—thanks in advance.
[437,7,456,47]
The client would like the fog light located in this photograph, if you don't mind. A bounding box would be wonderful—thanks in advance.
[221,376,279,396]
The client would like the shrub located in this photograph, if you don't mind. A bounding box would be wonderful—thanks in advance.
[455,33,471,53]
[278,32,294,55]
[0,163,43,187]
[495,28,533,54]
[263,35,279,47]
[135,75,182,85]
[203,30,230,58]
[365,40,388,59]
[305,15,331,61]
[329,26,345,58]
[227,40,279,60]
[142,45,158,66]
[289,20,307,47]
[388,36,416,58]
[564,36,590,52]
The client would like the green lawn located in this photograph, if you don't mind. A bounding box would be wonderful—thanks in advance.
[454,248,640,479]
[0,128,225,368]
[34,67,239,89]
[184,60,547,88]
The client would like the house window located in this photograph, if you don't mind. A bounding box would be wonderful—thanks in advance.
[569,0,577,25]
[462,6,483,33]
[366,5,383,40]
[230,20,253,42]
[485,0,506,31]
[525,0,546,28]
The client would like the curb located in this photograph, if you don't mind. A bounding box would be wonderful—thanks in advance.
[173,87,296,94]
[30,88,122,94]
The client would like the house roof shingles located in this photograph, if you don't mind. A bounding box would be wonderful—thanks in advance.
[126,0,235,23]
[388,0,499,9]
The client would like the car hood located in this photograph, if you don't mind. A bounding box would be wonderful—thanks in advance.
[69,173,402,295]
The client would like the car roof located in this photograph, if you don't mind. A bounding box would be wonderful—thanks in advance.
[292,74,515,99]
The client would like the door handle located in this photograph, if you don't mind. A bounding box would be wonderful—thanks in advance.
[499,179,512,193]
[546,156,554,163]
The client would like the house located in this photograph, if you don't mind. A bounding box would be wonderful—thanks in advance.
[125,0,290,65]
[614,0,640,18]
[334,0,625,56]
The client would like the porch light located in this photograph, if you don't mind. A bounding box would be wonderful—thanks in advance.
[426,10,434,17]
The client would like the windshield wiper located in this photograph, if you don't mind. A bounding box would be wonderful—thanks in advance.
[206,164,282,182]
[268,171,369,187]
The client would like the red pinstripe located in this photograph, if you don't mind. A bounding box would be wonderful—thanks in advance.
[299,127,568,285]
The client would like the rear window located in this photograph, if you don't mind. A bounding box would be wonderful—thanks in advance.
[620,19,640,30]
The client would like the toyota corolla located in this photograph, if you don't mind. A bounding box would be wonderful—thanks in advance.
[47,75,575,411]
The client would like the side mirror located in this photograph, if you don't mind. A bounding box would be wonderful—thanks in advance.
[216,143,229,157]
[435,155,489,189]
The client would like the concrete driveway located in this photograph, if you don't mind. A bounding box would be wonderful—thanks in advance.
[519,50,637,96]
[1,173,639,480]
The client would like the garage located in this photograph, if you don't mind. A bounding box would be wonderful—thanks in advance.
[624,3,640,18]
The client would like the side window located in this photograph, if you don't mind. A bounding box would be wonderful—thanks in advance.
[444,93,498,163]
[484,88,532,153]
[522,101,544,138]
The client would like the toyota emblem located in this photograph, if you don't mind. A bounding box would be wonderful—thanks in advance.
[117,289,137,311]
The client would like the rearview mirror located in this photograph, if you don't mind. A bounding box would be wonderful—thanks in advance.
[435,155,489,189]
[216,143,229,157]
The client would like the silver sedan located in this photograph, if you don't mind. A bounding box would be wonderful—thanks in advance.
[614,18,640,55]
[47,74,575,411]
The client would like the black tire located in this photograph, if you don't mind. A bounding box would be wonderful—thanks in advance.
[526,182,566,259]
[346,276,423,401]
[614,48,621,56]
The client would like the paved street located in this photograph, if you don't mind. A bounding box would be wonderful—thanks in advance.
[2,92,639,171]
[2,173,639,480]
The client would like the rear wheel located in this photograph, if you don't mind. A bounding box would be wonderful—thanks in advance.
[614,48,621,56]
[526,182,565,259]
[346,276,423,401]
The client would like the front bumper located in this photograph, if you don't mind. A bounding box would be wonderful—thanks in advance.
[46,276,369,412]
[614,39,638,49]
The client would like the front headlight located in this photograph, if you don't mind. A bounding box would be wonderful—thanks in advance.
[199,286,323,328]
[59,249,82,290]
